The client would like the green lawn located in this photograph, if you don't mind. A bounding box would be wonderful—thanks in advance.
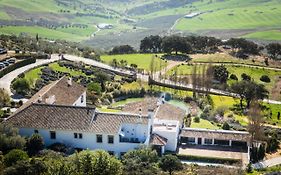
[210,95,238,109]
[24,67,43,86]
[0,11,10,20]
[175,0,281,32]
[0,26,93,42]
[190,117,219,129]
[243,30,281,41]
[101,54,167,71]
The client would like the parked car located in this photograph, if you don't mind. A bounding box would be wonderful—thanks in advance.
[7,58,16,64]
[0,48,7,55]
[0,63,5,69]
[2,61,9,66]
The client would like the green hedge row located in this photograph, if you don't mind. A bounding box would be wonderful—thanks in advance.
[0,58,36,78]
[176,154,241,165]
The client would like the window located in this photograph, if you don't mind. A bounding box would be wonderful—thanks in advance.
[79,133,83,139]
[108,151,114,155]
[50,131,56,139]
[187,137,195,143]
[108,135,114,144]
[204,138,212,145]
[74,133,83,139]
[97,135,103,143]
[34,130,39,134]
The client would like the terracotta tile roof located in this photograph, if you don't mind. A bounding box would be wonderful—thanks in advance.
[180,128,251,142]
[39,77,86,105]
[5,103,150,134]
[122,97,159,115]
[155,103,186,122]
[150,133,167,146]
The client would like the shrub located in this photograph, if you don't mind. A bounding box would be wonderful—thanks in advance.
[12,78,30,95]
[260,75,271,83]
[229,74,238,80]
[194,117,200,123]
[4,149,29,166]
[200,113,208,120]
[222,122,230,130]
[26,134,44,156]
[48,143,67,153]
[0,58,36,78]
[241,73,251,81]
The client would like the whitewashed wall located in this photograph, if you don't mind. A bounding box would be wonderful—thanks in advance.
[73,91,86,107]
[19,126,149,157]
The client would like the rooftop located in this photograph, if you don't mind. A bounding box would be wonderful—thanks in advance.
[180,128,251,142]
[150,133,167,146]
[5,103,150,134]
[122,97,159,115]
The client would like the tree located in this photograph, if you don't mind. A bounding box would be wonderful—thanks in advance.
[213,65,229,83]
[26,134,44,156]
[231,81,268,109]
[140,35,162,53]
[222,122,230,130]
[110,45,135,55]
[122,147,159,175]
[4,149,29,167]
[87,82,102,95]
[0,124,26,154]
[95,72,110,91]
[12,78,30,95]
[278,112,280,120]
[74,150,122,175]
[0,88,10,108]
[266,43,281,60]
[248,100,264,141]
[159,155,183,175]
[241,73,251,81]
[3,159,47,175]
[257,144,265,161]
[162,36,192,55]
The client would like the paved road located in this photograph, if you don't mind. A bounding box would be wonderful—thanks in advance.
[253,156,281,169]
[0,57,59,95]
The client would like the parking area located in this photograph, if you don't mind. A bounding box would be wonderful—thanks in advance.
[178,145,249,166]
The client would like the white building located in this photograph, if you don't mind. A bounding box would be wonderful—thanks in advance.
[6,103,153,157]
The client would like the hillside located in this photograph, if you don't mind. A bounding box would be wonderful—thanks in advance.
[0,0,280,49]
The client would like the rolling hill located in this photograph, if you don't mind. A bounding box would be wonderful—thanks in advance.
[0,0,280,49]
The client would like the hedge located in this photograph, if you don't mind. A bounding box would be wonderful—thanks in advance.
[176,154,241,165]
[0,58,36,78]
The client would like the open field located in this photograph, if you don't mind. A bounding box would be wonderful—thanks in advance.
[242,30,281,41]
[101,54,167,71]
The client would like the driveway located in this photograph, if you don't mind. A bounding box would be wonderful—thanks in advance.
[0,56,59,95]
[253,156,281,169]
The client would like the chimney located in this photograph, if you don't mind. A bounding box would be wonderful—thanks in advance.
[46,95,56,104]
[137,108,142,123]
[67,77,72,86]
[37,95,43,103]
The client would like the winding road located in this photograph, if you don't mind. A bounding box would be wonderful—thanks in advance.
[0,54,281,105]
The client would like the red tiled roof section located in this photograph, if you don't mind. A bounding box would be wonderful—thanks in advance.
[40,77,86,105]
[5,103,150,134]
[150,133,167,146]
[155,103,186,122]
[122,97,158,115]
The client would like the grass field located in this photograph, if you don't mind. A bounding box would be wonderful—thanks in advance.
[190,117,219,129]
[101,54,167,71]
[175,0,281,32]
[242,30,281,41]
[0,26,94,42]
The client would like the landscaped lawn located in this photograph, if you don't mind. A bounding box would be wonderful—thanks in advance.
[97,106,121,113]
[101,54,167,71]
[210,95,238,109]
[24,66,43,86]
[190,117,219,130]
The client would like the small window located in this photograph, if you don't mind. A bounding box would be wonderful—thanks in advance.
[108,151,114,155]
[74,133,78,139]
[79,133,83,139]
[108,135,114,144]
[204,138,213,145]
[34,130,39,134]
[97,135,103,143]
[50,131,56,139]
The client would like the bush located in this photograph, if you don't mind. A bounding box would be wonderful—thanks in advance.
[241,73,251,81]
[260,75,271,83]
[222,122,230,130]
[26,134,44,156]
[176,154,241,165]
[12,78,30,95]
[48,143,67,153]
[200,113,208,120]
[4,149,29,166]
[194,117,200,123]
[229,74,238,80]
